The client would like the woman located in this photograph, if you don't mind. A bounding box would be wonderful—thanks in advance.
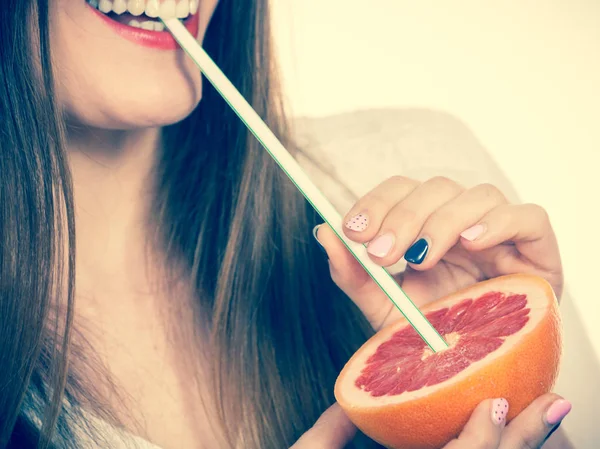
[0,0,570,448]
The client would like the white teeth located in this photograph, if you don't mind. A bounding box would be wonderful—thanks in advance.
[87,0,196,26]
[145,0,160,18]
[160,0,177,19]
[98,0,113,13]
[112,0,127,14]
[140,20,155,30]
[129,19,163,31]
[175,0,190,18]
[127,0,145,16]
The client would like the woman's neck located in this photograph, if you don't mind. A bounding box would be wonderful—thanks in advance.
[67,125,163,300]
[67,125,160,198]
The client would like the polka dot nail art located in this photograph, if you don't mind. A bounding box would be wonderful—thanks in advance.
[491,398,509,425]
[345,213,369,232]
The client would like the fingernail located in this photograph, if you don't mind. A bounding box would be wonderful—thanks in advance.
[312,224,328,257]
[461,224,486,241]
[491,398,509,426]
[404,238,429,264]
[545,399,572,426]
[367,233,395,258]
[345,213,369,232]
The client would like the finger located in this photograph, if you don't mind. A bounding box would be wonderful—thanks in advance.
[499,394,571,449]
[315,223,404,329]
[459,203,563,298]
[541,425,576,449]
[443,398,508,449]
[342,176,420,243]
[398,183,508,271]
[290,403,357,449]
[459,203,560,271]
[365,176,464,267]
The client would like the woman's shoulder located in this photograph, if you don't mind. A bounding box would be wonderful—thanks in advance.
[292,108,520,213]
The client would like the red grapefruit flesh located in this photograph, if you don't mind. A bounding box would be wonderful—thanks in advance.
[334,274,562,449]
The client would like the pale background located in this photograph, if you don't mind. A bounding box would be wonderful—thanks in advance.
[271,0,600,446]
[272,0,599,357]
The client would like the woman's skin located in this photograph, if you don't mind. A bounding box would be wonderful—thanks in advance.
[55,1,224,447]
[53,1,570,448]
[309,177,571,448]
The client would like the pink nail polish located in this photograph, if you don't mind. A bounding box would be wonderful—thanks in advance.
[345,213,369,232]
[367,233,395,258]
[545,399,572,426]
[461,224,485,241]
[491,398,509,425]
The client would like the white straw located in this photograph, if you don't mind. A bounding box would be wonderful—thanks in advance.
[161,18,448,353]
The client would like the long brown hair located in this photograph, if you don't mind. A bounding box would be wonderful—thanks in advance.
[0,0,378,448]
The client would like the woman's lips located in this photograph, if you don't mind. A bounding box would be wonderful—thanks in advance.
[88,5,200,50]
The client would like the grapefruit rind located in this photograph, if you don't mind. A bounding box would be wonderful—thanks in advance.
[334,274,562,449]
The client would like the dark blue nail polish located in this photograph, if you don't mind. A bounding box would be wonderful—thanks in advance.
[405,238,428,264]
[312,225,328,257]
[544,422,561,443]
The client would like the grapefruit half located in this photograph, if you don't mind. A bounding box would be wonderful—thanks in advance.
[334,274,562,449]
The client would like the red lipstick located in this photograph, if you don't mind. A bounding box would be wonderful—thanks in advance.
[88,5,200,50]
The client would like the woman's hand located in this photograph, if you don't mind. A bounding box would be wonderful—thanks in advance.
[289,403,356,449]
[315,175,563,331]
[289,394,571,449]
[441,394,571,449]
[311,175,568,448]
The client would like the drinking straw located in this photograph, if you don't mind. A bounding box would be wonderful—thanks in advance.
[161,17,449,353]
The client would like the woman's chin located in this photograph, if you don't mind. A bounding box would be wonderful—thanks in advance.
[60,72,204,132]
[119,106,199,129]
[66,98,202,132]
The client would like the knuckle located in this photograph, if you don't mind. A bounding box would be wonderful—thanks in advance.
[428,175,457,188]
[363,194,388,214]
[391,204,418,224]
[426,176,464,195]
[347,195,383,219]
[383,175,421,194]
[388,174,416,186]
[425,208,455,231]
[475,183,506,203]
[526,203,551,223]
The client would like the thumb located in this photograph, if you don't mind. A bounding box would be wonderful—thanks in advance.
[314,223,371,294]
[500,394,572,449]
[443,398,505,448]
[314,223,398,330]
[290,403,357,449]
